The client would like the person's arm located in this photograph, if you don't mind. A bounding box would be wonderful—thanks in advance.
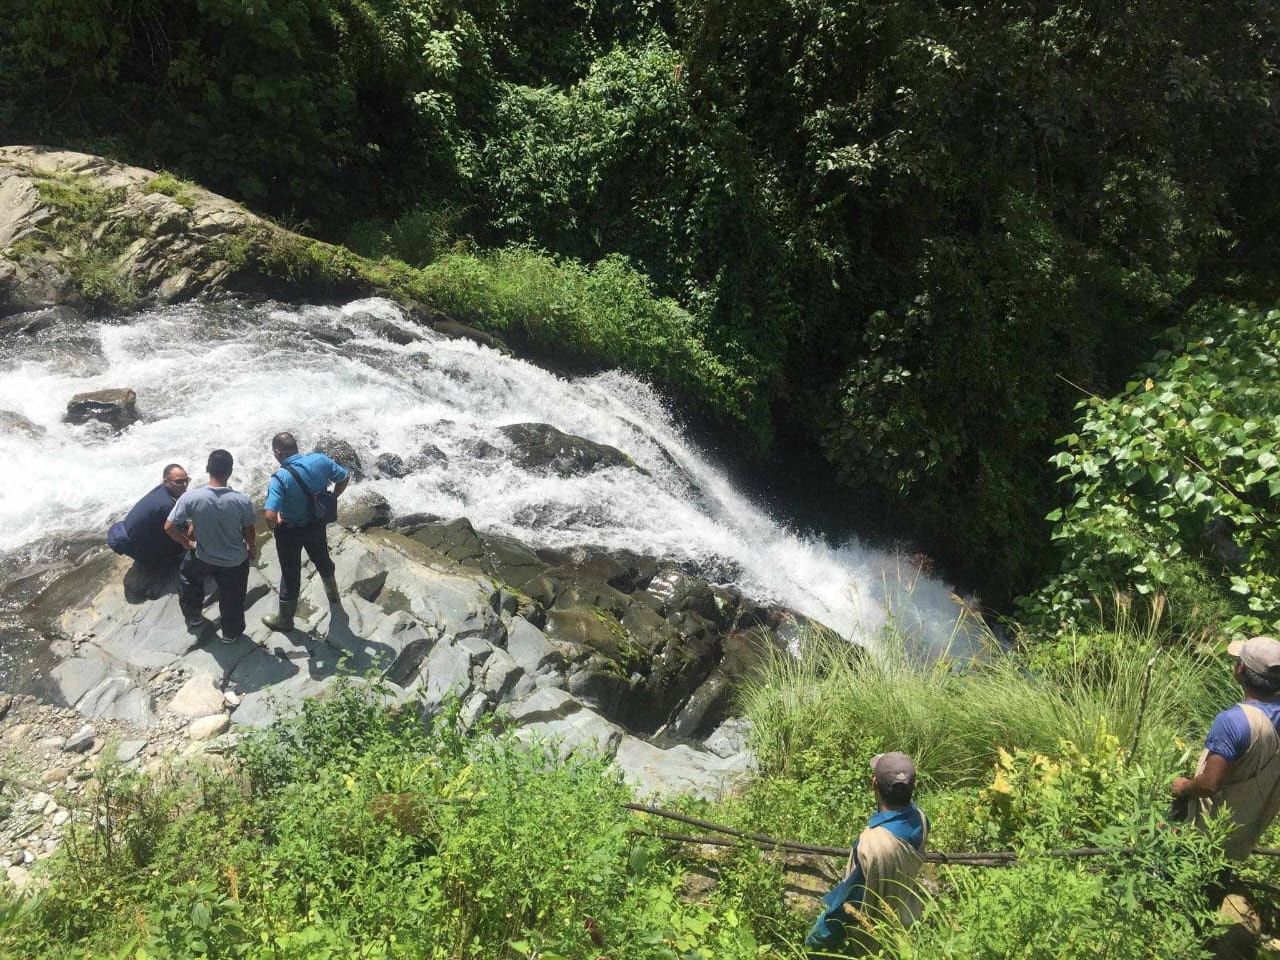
[329,457,350,498]
[1171,754,1234,799]
[243,524,257,560]
[164,518,196,551]
[264,473,284,529]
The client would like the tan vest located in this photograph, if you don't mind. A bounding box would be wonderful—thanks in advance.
[1194,702,1280,860]
[849,813,930,927]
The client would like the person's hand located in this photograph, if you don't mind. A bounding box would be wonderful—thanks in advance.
[247,545,257,561]
[1171,776,1193,798]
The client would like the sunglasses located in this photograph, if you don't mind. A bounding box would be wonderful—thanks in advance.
[168,478,190,485]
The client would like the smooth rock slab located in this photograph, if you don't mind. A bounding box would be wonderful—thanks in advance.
[421,639,473,709]
[75,677,156,727]
[166,673,225,718]
[63,724,95,753]
[188,714,230,741]
[505,616,562,677]
[515,710,624,756]
[115,740,147,763]
[505,687,581,726]
[613,736,754,801]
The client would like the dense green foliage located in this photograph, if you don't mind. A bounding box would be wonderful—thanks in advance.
[1027,304,1280,640]
[7,0,1279,599]
[729,624,1279,958]
[9,625,1275,958]
[0,688,768,959]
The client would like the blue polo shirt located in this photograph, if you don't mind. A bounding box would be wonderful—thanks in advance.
[264,452,349,526]
[1205,700,1280,762]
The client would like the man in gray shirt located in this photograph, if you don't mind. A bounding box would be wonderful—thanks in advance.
[164,449,257,643]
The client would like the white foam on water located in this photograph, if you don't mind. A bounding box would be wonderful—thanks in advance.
[0,299,980,654]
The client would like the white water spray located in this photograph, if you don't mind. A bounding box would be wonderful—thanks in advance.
[0,299,981,654]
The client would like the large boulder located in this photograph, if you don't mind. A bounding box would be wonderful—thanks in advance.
[498,423,646,478]
[312,436,364,481]
[64,388,139,431]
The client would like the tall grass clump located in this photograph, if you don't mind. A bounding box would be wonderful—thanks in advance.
[412,246,769,437]
[741,609,1230,789]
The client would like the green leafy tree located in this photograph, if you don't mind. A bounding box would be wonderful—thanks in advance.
[1029,304,1280,639]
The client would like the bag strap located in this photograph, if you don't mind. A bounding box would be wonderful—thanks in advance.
[279,463,316,519]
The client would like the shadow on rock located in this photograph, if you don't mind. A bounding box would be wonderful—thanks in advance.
[122,562,179,605]
[321,605,398,676]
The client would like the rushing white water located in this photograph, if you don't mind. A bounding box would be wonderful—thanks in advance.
[0,299,982,654]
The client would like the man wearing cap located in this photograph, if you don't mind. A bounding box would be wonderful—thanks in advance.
[1171,635,1280,861]
[805,752,930,955]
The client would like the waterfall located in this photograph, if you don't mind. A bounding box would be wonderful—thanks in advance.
[0,299,982,654]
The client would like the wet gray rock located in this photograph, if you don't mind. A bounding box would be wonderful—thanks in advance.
[312,436,364,481]
[307,324,355,346]
[368,317,421,345]
[0,410,45,436]
[338,491,392,530]
[432,320,512,355]
[499,422,645,478]
[64,388,139,432]
[406,443,448,471]
[409,517,485,565]
[375,453,410,479]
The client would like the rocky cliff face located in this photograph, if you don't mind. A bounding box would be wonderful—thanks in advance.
[0,146,376,317]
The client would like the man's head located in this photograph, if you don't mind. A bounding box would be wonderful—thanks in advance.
[1229,636,1280,697]
[271,431,299,464]
[206,449,234,483]
[162,463,189,498]
[871,752,916,807]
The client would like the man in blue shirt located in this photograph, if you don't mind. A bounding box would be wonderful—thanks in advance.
[806,752,930,955]
[1171,635,1280,861]
[107,463,190,568]
[164,449,256,643]
[261,431,349,632]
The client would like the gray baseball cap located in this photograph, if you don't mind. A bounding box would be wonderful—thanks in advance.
[1227,636,1280,677]
[871,752,916,796]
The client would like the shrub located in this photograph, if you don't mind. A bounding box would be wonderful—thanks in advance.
[1026,303,1280,640]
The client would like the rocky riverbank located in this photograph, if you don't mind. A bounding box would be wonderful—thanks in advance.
[0,144,848,885]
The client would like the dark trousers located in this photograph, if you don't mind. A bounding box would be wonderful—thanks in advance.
[179,552,250,638]
[274,522,334,604]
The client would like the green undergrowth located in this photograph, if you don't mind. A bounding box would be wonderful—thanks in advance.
[143,173,197,210]
[719,619,1280,958]
[4,616,1277,959]
[0,685,775,960]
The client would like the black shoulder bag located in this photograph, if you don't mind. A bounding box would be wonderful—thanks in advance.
[280,463,338,525]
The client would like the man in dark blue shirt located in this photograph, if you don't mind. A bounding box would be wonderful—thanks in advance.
[261,431,349,632]
[107,463,190,568]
